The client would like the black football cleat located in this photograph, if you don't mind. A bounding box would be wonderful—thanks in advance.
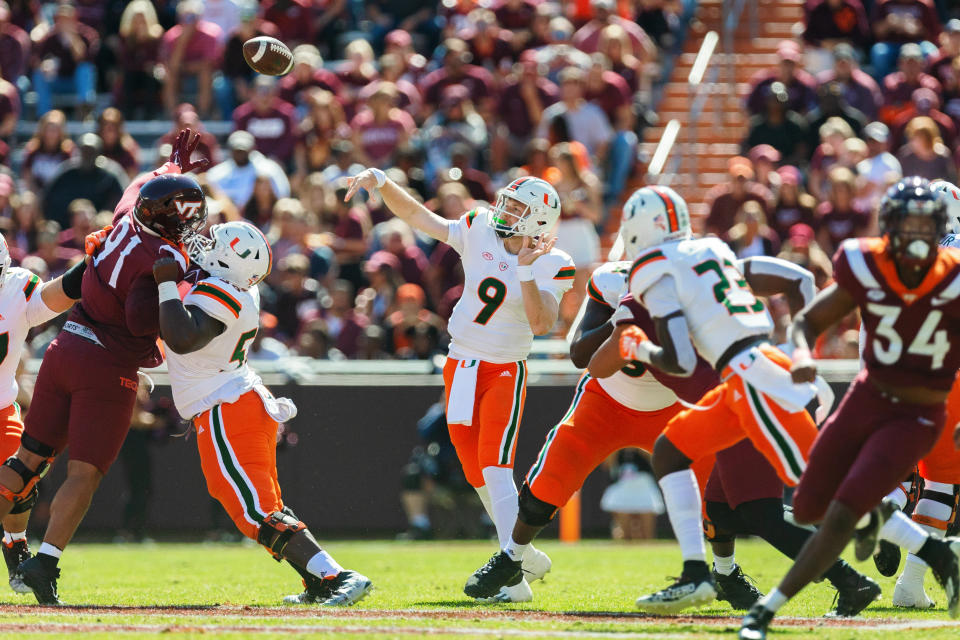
[828,573,881,617]
[464,551,523,599]
[2,538,31,594]
[873,540,901,577]
[926,537,960,618]
[18,555,61,605]
[714,566,763,610]
[739,602,774,640]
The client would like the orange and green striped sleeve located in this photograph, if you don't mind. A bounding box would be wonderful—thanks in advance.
[191,282,242,319]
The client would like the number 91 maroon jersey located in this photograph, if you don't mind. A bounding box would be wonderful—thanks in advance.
[69,209,186,368]
[834,237,960,391]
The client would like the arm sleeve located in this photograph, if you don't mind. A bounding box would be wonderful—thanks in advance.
[739,256,816,307]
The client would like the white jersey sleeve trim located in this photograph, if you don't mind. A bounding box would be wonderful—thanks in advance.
[184,279,243,326]
[842,239,881,289]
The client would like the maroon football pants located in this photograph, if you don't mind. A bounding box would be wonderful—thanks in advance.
[24,332,139,474]
[792,370,945,522]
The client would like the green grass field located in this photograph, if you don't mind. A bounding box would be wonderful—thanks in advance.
[2,538,958,638]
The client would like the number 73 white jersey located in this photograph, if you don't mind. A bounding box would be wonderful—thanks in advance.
[444,208,575,363]
[164,276,262,418]
[628,237,773,368]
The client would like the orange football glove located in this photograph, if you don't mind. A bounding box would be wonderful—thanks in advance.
[618,325,650,361]
[84,224,112,256]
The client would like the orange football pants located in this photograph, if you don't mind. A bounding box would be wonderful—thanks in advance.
[525,375,714,508]
[661,345,818,486]
[444,358,527,488]
[0,403,23,460]
[918,374,960,484]
[195,391,283,540]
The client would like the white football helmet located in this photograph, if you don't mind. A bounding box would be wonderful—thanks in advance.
[930,180,960,234]
[488,177,561,238]
[187,221,272,290]
[619,186,691,259]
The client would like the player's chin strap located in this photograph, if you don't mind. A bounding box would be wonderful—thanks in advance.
[0,433,56,506]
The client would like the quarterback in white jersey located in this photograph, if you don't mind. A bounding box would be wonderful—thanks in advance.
[155,221,372,607]
[345,169,572,602]
[614,187,820,614]
[0,234,91,594]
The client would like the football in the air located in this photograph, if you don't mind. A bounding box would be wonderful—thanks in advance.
[242,36,294,76]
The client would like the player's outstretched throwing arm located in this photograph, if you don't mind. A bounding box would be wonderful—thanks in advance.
[152,258,225,353]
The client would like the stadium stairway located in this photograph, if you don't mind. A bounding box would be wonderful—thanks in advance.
[642,0,805,227]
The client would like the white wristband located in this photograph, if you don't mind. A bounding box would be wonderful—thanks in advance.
[632,340,656,364]
[157,281,180,303]
[369,167,386,188]
[516,265,534,282]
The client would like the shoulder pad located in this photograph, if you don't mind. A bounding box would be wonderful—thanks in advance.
[189,278,245,319]
[587,261,630,308]
[8,268,42,302]
[464,207,488,229]
[628,248,670,298]
[534,248,575,281]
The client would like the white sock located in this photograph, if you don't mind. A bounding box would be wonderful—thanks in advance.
[713,554,736,576]
[902,553,929,581]
[305,549,343,579]
[886,482,911,510]
[482,467,519,549]
[38,542,62,559]
[6,531,25,542]
[410,514,430,529]
[880,511,928,554]
[758,588,788,613]
[658,469,706,562]
[504,537,529,562]
[855,513,872,529]
[475,485,494,521]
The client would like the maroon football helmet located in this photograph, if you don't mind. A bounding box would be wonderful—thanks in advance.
[133,174,207,243]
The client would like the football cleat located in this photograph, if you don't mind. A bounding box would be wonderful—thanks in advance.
[484,576,533,603]
[927,537,960,618]
[827,574,881,617]
[521,547,551,583]
[635,563,716,614]
[2,538,30,594]
[714,566,763,610]
[873,540,901,577]
[283,576,336,605]
[464,551,523,600]
[18,556,61,605]
[893,573,935,608]
[854,499,896,563]
[322,570,373,606]
[739,603,774,640]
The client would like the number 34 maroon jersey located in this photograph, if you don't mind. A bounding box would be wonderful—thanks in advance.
[835,237,960,391]
[68,169,187,368]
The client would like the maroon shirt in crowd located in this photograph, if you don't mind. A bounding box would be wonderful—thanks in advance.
[278,68,343,106]
[496,76,558,138]
[882,71,942,107]
[817,68,883,120]
[119,35,160,74]
[746,69,819,115]
[0,21,29,81]
[259,0,314,46]
[872,0,941,44]
[419,65,495,110]
[23,147,71,189]
[586,70,631,125]
[815,201,870,252]
[803,0,870,47]
[465,28,515,70]
[233,98,299,164]
[704,182,774,236]
[491,0,537,30]
[34,22,100,77]
[350,108,415,165]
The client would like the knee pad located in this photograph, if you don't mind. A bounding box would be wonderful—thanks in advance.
[0,436,56,505]
[517,483,558,527]
[913,486,956,532]
[401,462,423,491]
[9,485,37,514]
[705,500,742,538]
[735,498,787,538]
[257,510,305,560]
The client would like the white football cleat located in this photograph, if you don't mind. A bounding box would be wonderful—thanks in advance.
[636,574,717,614]
[488,577,533,603]
[521,547,551,583]
[893,575,935,609]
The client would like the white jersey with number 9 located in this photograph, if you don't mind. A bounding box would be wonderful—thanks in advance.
[444,208,575,363]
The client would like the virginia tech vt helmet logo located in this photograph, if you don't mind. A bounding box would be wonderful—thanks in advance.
[175,200,203,218]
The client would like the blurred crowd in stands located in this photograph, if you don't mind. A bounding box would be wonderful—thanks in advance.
[2,0,959,363]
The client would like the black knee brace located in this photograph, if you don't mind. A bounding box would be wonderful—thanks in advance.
[257,510,305,560]
[401,462,423,491]
[9,485,37,514]
[734,498,787,539]
[517,483,558,527]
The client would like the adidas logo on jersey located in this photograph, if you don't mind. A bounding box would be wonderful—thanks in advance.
[499,371,513,378]
[732,389,742,402]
